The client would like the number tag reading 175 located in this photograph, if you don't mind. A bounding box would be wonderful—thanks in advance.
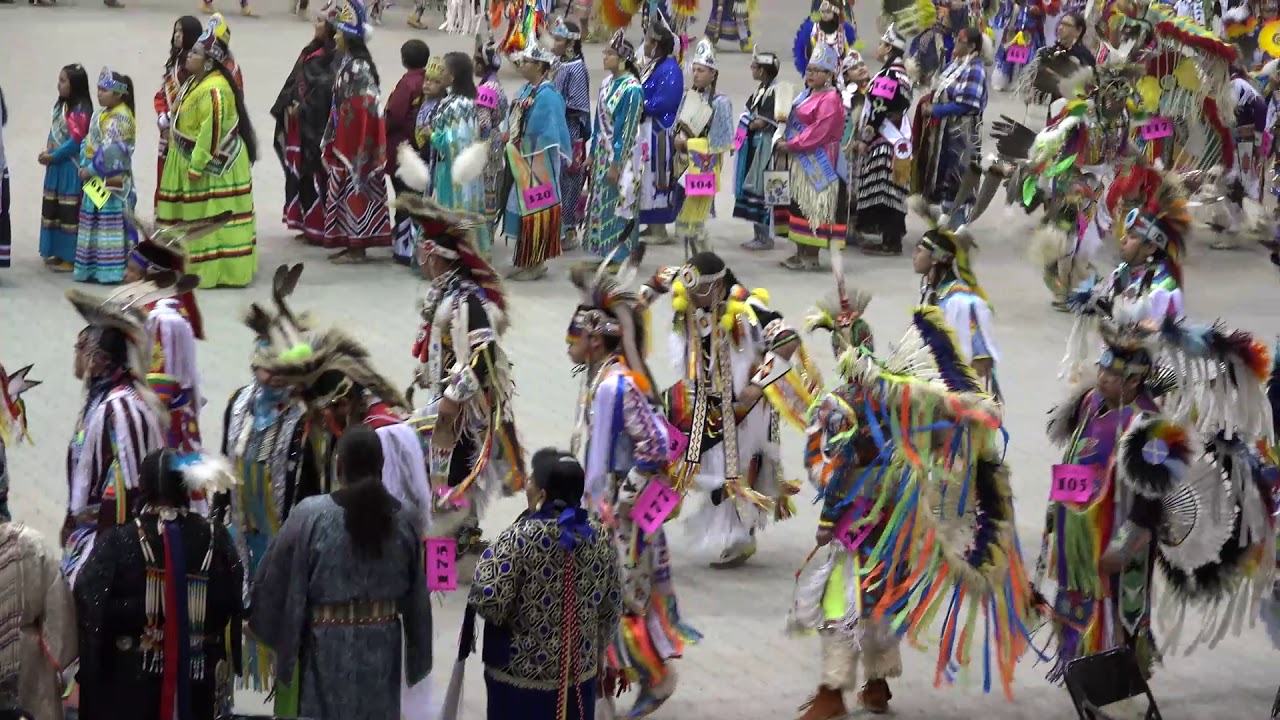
[684,172,716,196]
[424,538,458,591]
[1049,463,1100,504]
[522,183,557,212]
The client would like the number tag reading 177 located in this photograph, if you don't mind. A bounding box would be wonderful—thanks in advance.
[630,481,680,535]
[684,172,716,196]
[424,538,458,591]
[1050,463,1100,504]
[522,183,557,212]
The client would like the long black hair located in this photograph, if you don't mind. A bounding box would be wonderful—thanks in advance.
[59,64,93,114]
[623,57,642,79]
[107,72,137,117]
[688,250,740,298]
[345,36,381,87]
[138,448,191,510]
[306,19,338,57]
[331,424,397,558]
[210,57,260,164]
[648,28,675,60]
[166,16,204,73]
[443,51,477,99]
[530,447,586,509]
[562,20,584,58]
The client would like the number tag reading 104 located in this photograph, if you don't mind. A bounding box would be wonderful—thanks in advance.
[1006,44,1031,64]
[1140,116,1173,140]
[684,172,716,196]
[630,481,680,536]
[1049,463,1100,504]
[476,86,499,109]
[424,538,458,591]
[522,183,557,212]
[870,77,898,99]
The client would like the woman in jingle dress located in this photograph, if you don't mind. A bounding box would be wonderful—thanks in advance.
[780,44,847,271]
[322,0,393,264]
[39,64,93,272]
[428,53,489,250]
[704,0,756,51]
[272,13,336,244]
[474,34,510,237]
[154,15,204,206]
[157,14,259,288]
[856,25,914,257]
[733,51,782,250]
[672,38,735,255]
[75,68,138,285]
[550,17,592,251]
[582,31,644,262]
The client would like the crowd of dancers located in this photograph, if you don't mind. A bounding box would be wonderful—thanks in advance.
[3,0,1280,719]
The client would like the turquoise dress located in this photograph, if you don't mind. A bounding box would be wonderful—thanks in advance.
[40,101,92,263]
[430,92,489,251]
[75,104,137,284]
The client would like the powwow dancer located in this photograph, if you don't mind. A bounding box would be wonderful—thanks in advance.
[473,35,510,233]
[791,303,1037,717]
[672,38,735,256]
[272,14,336,245]
[155,16,205,206]
[75,67,139,286]
[639,252,821,568]
[550,17,592,251]
[62,286,167,584]
[1038,305,1276,682]
[582,30,646,261]
[991,0,1055,92]
[793,0,857,76]
[393,187,526,552]
[415,53,490,252]
[704,0,757,51]
[566,261,701,719]
[913,26,990,219]
[0,363,39,523]
[733,50,783,251]
[637,19,684,246]
[854,25,912,257]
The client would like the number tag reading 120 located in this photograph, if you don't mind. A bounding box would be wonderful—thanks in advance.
[870,77,898,99]
[476,86,499,109]
[1006,44,1031,64]
[684,172,716,196]
[630,481,680,535]
[424,538,458,591]
[1050,463,1100,504]
[1141,116,1173,141]
[522,183,557,212]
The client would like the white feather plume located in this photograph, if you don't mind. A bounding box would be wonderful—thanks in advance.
[396,142,431,192]
[179,453,238,495]
[451,141,490,185]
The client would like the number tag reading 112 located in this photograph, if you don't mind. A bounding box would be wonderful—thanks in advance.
[522,183,557,212]
[684,172,716,196]
[1006,44,1031,64]
[1049,463,1100,504]
[630,481,680,535]
[424,538,458,591]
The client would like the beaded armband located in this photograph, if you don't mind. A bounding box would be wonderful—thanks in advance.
[443,364,481,403]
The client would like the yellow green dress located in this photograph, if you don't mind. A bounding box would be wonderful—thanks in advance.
[158,72,257,288]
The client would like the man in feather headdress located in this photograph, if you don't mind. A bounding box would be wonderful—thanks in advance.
[397,193,525,552]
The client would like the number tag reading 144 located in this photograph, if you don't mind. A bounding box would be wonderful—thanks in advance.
[1050,463,1100,504]
[684,172,716,196]
[522,183,557,212]
[870,77,897,100]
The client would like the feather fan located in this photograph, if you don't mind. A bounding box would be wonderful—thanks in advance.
[452,141,490,185]
[397,142,432,193]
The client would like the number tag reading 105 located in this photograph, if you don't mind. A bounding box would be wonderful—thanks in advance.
[424,538,458,591]
[522,183,557,212]
[1006,44,1031,64]
[630,481,680,536]
[684,172,716,196]
[1049,463,1100,504]
[1140,116,1173,140]
[476,86,499,109]
[870,77,898,99]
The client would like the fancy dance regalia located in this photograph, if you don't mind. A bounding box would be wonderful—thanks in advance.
[76,68,138,285]
[793,0,857,75]
[271,26,335,245]
[1038,308,1276,681]
[475,36,510,235]
[0,363,39,522]
[550,17,592,247]
[911,199,1001,395]
[63,287,167,584]
[732,51,783,244]
[322,0,394,254]
[1214,66,1267,244]
[854,26,913,255]
[791,305,1036,715]
[396,194,525,548]
[639,253,819,566]
[637,23,685,233]
[251,268,433,535]
[673,39,735,255]
[582,31,645,260]
[704,0,757,51]
[123,210,223,453]
[503,44,572,279]
[219,267,323,690]
[566,263,700,719]
[783,44,849,262]
[991,0,1055,91]
[73,455,242,720]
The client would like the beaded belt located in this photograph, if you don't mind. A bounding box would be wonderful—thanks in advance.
[310,600,398,626]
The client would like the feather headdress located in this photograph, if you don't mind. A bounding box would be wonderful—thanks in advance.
[123,208,231,340]
[568,253,659,400]
[256,325,409,412]
[244,263,314,365]
[66,286,170,419]
[910,195,991,305]
[390,188,507,315]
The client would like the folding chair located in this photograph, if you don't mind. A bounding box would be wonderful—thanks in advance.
[1063,648,1163,720]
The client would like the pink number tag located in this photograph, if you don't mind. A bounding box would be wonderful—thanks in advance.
[1006,44,1031,64]
[477,86,499,110]
[870,77,898,99]
[1050,463,1100,504]
[522,183,557,211]
[1141,116,1173,141]
[424,538,458,591]
[684,172,716,196]
[435,485,470,510]
[663,420,689,463]
[734,126,747,151]
[834,497,876,553]
[1264,130,1274,159]
[629,481,680,535]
